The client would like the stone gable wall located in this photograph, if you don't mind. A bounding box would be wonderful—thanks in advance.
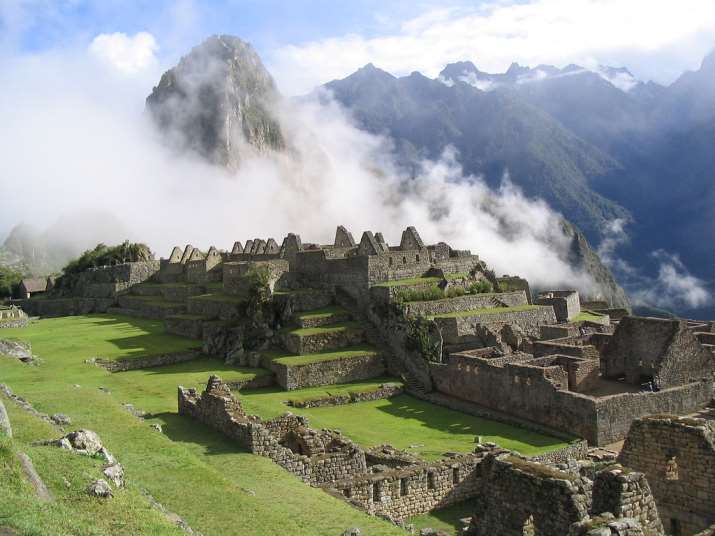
[618,417,715,535]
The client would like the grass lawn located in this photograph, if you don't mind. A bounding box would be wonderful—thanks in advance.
[0,315,403,536]
[431,304,544,319]
[188,293,246,304]
[295,306,347,320]
[0,395,183,535]
[265,345,379,367]
[285,321,363,338]
[573,311,607,323]
[373,276,441,288]
[238,391,568,461]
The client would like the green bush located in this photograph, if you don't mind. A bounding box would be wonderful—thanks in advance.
[445,286,466,298]
[405,315,441,362]
[0,266,24,298]
[394,286,444,303]
[61,241,153,276]
[467,280,493,294]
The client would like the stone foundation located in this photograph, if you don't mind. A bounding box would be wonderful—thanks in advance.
[96,349,203,372]
[271,353,386,390]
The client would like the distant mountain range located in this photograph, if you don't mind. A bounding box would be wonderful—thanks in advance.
[323,52,715,317]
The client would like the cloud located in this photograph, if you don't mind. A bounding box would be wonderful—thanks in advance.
[598,220,711,310]
[632,251,712,310]
[89,31,158,74]
[268,0,715,94]
[0,38,597,296]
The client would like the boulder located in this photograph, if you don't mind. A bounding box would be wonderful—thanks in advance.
[51,414,71,426]
[0,339,33,363]
[87,479,112,498]
[103,464,124,487]
[65,430,103,455]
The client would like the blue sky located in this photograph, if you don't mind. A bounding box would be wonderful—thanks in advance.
[4,0,715,94]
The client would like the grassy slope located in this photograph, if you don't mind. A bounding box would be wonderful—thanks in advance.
[285,321,363,337]
[0,315,403,536]
[0,397,183,536]
[295,306,347,320]
[239,390,567,461]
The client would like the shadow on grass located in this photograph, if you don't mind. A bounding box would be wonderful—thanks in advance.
[410,501,475,535]
[375,395,565,449]
[151,411,250,456]
[126,357,270,379]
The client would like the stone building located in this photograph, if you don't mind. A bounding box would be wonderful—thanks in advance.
[619,416,715,535]
[16,277,52,299]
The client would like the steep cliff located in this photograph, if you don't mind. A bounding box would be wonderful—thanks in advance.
[146,35,284,168]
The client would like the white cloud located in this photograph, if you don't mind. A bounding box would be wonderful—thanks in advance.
[89,31,158,75]
[0,44,597,296]
[632,251,712,310]
[269,0,715,95]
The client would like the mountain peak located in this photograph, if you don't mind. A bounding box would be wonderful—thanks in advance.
[146,34,284,168]
[701,48,715,72]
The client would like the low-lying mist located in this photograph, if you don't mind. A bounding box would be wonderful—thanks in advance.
[2,41,602,295]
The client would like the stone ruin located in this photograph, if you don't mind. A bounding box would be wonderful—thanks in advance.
[619,416,715,535]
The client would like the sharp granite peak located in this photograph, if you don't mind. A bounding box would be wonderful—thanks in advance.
[146,34,284,168]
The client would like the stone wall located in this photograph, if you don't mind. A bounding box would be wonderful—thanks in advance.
[164,315,205,339]
[602,317,714,389]
[592,467,664,534]
[281,327,365,354]
[271,353,386,390]
[186,296,246,321]
[536,290,581,322]
[533,339,601,361]
[287,383,403,408]
[430,353,713,445]
[619,416,715,535]
[402,291,528,316]
[436,306,557,343]
[327,453,487,520]
[20,297,116,317]
[178,377,367,486]
[97,349,202,372]
[471,454,591,535]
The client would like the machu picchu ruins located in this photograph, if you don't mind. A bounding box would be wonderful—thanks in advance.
[3,224,714,535]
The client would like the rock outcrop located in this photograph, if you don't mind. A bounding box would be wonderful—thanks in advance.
[146,34,284,168]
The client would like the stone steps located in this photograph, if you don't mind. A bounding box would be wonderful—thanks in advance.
[281,322,366,354]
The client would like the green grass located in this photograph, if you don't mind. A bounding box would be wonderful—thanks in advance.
[285,321,363,338]
[238,391,568,461]
[373,277,442,288]
[409,501,474,535]
[0,315,404,535]
[188,293,246,304]
[265,345,378,367]
[431,304,544,319]
[0,396,184,535]
[295,306,347,320]
[573,311,606,322]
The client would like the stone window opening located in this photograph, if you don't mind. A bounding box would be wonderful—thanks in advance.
[416,254,420,262]
[402,256,407,264]
[670,518,682,536]
[400,477,408,497]
[665,456,679,480]
[343,488,351,498]
[427,471,436,490]
[522,514,536,536]
[388,257,393,267]
[372,482,381,503]
[452,467,460,484]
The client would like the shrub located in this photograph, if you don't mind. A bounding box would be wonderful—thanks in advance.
[445,286,466,298]
[0,266,24,299]
[468,280,493,294]
[405,315,441,363]
[61,241,153,276]
[394,286,444,303]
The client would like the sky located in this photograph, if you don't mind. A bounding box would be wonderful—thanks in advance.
[3,0,715,95]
